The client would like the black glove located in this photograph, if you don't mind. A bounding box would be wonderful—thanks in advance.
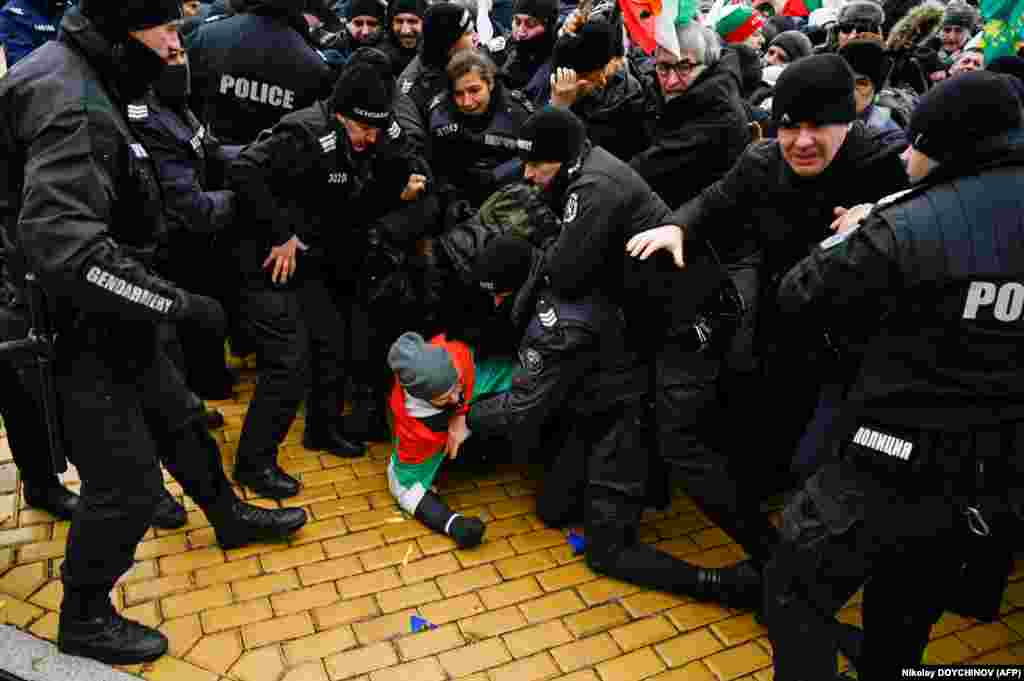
[184,293,226,338]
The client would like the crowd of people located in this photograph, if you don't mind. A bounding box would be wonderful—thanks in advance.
[0,0,1022,678]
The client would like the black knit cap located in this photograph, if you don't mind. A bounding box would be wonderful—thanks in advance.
[472,234,535,293]
[513,0,558,26]
[773,53,856,125]
[390,0,428,18]
[768,30,813,62]
[554,20,615,73]
[908,70,1023,163]
[79,0,182,36]
[839,39,888,91]
[422,3,474,66]
[332,57,394,126]
[519,106,588,163]
[348,0,386,20]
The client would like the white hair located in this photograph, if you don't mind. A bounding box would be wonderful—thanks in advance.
[674,21,721,65]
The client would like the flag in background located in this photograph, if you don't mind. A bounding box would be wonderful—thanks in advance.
[619,0,699,55]
[782,0,823,17]
[978,0,1024,61]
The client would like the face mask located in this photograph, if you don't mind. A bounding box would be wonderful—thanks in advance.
[155,62,191,102]
[112,36,167,101]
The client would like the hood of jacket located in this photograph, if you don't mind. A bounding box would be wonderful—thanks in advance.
[658,46,744,126]
[573,66,646,121]
[886,0,944,53]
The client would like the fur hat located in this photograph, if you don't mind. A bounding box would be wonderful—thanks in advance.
[838,1,885,28]
[839,39,889,92]
[886,0,944,52]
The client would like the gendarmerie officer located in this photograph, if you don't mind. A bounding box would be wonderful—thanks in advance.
[229,51,428,498]
[187,0,335,145]
[764,71,1024,681]
[127,51,240,404]
[429,49,533,208]
[0,0,307,664]
[0,0,68,66]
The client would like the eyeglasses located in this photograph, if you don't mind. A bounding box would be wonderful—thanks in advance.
[655,60,702,78]
[839,21,880,34]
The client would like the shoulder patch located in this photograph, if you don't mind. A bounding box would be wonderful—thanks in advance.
[8,6,24,15]
[387,120,401,140]
[428,93,445,111]
[127,104,149,121]
[519,347,544,374]
[130,143,149,159]
[563,193,579,223]
[190,125,206,153]
[319,131,337,153]
[537,297,559,328]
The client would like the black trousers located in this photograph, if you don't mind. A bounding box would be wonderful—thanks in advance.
[0,306,57,489]
[235,271,349,468]
[58,322,232,590]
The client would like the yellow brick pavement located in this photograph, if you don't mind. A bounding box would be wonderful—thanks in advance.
[1,369,1023,681]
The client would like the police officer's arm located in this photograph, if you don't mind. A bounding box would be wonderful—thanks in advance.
[16,112,202,323]
[466,325,598,445]
[230,124,322,247]
[544,176,620,298]
[777,213,902,318]
[132,113,235,235]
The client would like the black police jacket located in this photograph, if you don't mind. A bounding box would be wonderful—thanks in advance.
[230,99,416,275]
[428,84,534,207]
[543,143,674,303]
[395,54,449,159]
[630,48,752,210]
[779,137,1024,429]
[0,8,199,331]
[187,1,335,145]
[126,92,236,244]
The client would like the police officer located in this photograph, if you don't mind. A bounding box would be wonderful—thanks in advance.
[765,71,1024,681]
[430,49,533,208]
[498,0,558,95]
[0,0,308,664]
[378,0,426,75]
[395,2,478,157]
[0,0,67,66]
[629,54,909,509]
[187,0,335,145]
[229,51,428,498]
[467,108,762,606]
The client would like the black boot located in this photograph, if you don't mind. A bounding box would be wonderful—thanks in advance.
[23,482,79,521]
[234,463,301,500]
[151,487,187,530]
[415,491,486,548]
[302,420,365,457]
[205,494,308,549]
[59,590,167,665]
[694,559,764,610]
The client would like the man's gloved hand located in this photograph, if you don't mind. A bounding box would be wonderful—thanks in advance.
[185,293,226,338]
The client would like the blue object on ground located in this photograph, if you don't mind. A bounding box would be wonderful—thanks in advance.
[411,615,437,632]
[568,531,586,554]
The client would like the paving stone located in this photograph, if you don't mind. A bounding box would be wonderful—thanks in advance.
[956,622,1020,654]
[369,657,446,681]
[360,541,423,572]
[702,642,772,681]
[552,633,623,673]
[299,555,364,586]
[489,652,561,681]
[289,517,349,546]
[621,592,690,619]
[0,596,44,627]
[595,646,668,681]
[923,635,975,665]
[415,532,457,556]
[666,602,733,633]
[27,580,62,611]
[396,623,465,661]
[281,662,330,681]
[161,583,233,619]
[417,592,486,625]
[352,608,418,645]
[437,637,512,678]
[398,552,460,584]
[314,595,380,629]
[649,662,718,681]
[380,520,434,544]
[201,597,274,634]
[338,567,403,599]
[186,630,244,675]
[260,543,327,573]
[325,641,399,680]
[234,570,302,601]
[509,529,567,553]
[159,546,225,576]
[436,564,502,597]
[283,626,359,665]
[193,557,262,588]
[495,551,557,580]
[310,497,372,521]
[324,531,386,558]
[376,580,442,613]
[710,615,768,647]
[655,630,724,668]
[242,611,315,648]
[0,560,47,600]
[273,582,340,615]
[577,577,642,607]
[565,603,632,639]
[460,605,528,640]
[141,654,219,681]
[519,589,586,624]
[158,614,203,658]
[503,619,574,658]
[0,526,50,549]
[610,616,678,652]
[229,645,287,681]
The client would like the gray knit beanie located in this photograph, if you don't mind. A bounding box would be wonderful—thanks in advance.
[388,332,459,401]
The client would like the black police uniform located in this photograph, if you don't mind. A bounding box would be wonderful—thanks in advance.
[395,54,450,158]
[428,83,533,207]
[0,7,306,624]
[229,100,415,476]
[126,87,238,398]
[187,0,336,145]
[764,135,1024,681]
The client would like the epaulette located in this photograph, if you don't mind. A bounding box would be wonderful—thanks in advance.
[387,119,402,140]
[127,103,149,121]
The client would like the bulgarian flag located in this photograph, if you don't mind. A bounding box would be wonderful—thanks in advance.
[619,0,699,55]
[715,4,766,42]
[782,0,823,18]
[978,0,1024,61]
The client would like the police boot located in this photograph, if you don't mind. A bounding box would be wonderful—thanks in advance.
[204,493,308,550]
[303,390,366,457]
[694,559,763,610]
[234,462,301,500]
[23,481,79,521]
[151,487,187,530]
[343,385,390,442]
[59,588,167,665]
